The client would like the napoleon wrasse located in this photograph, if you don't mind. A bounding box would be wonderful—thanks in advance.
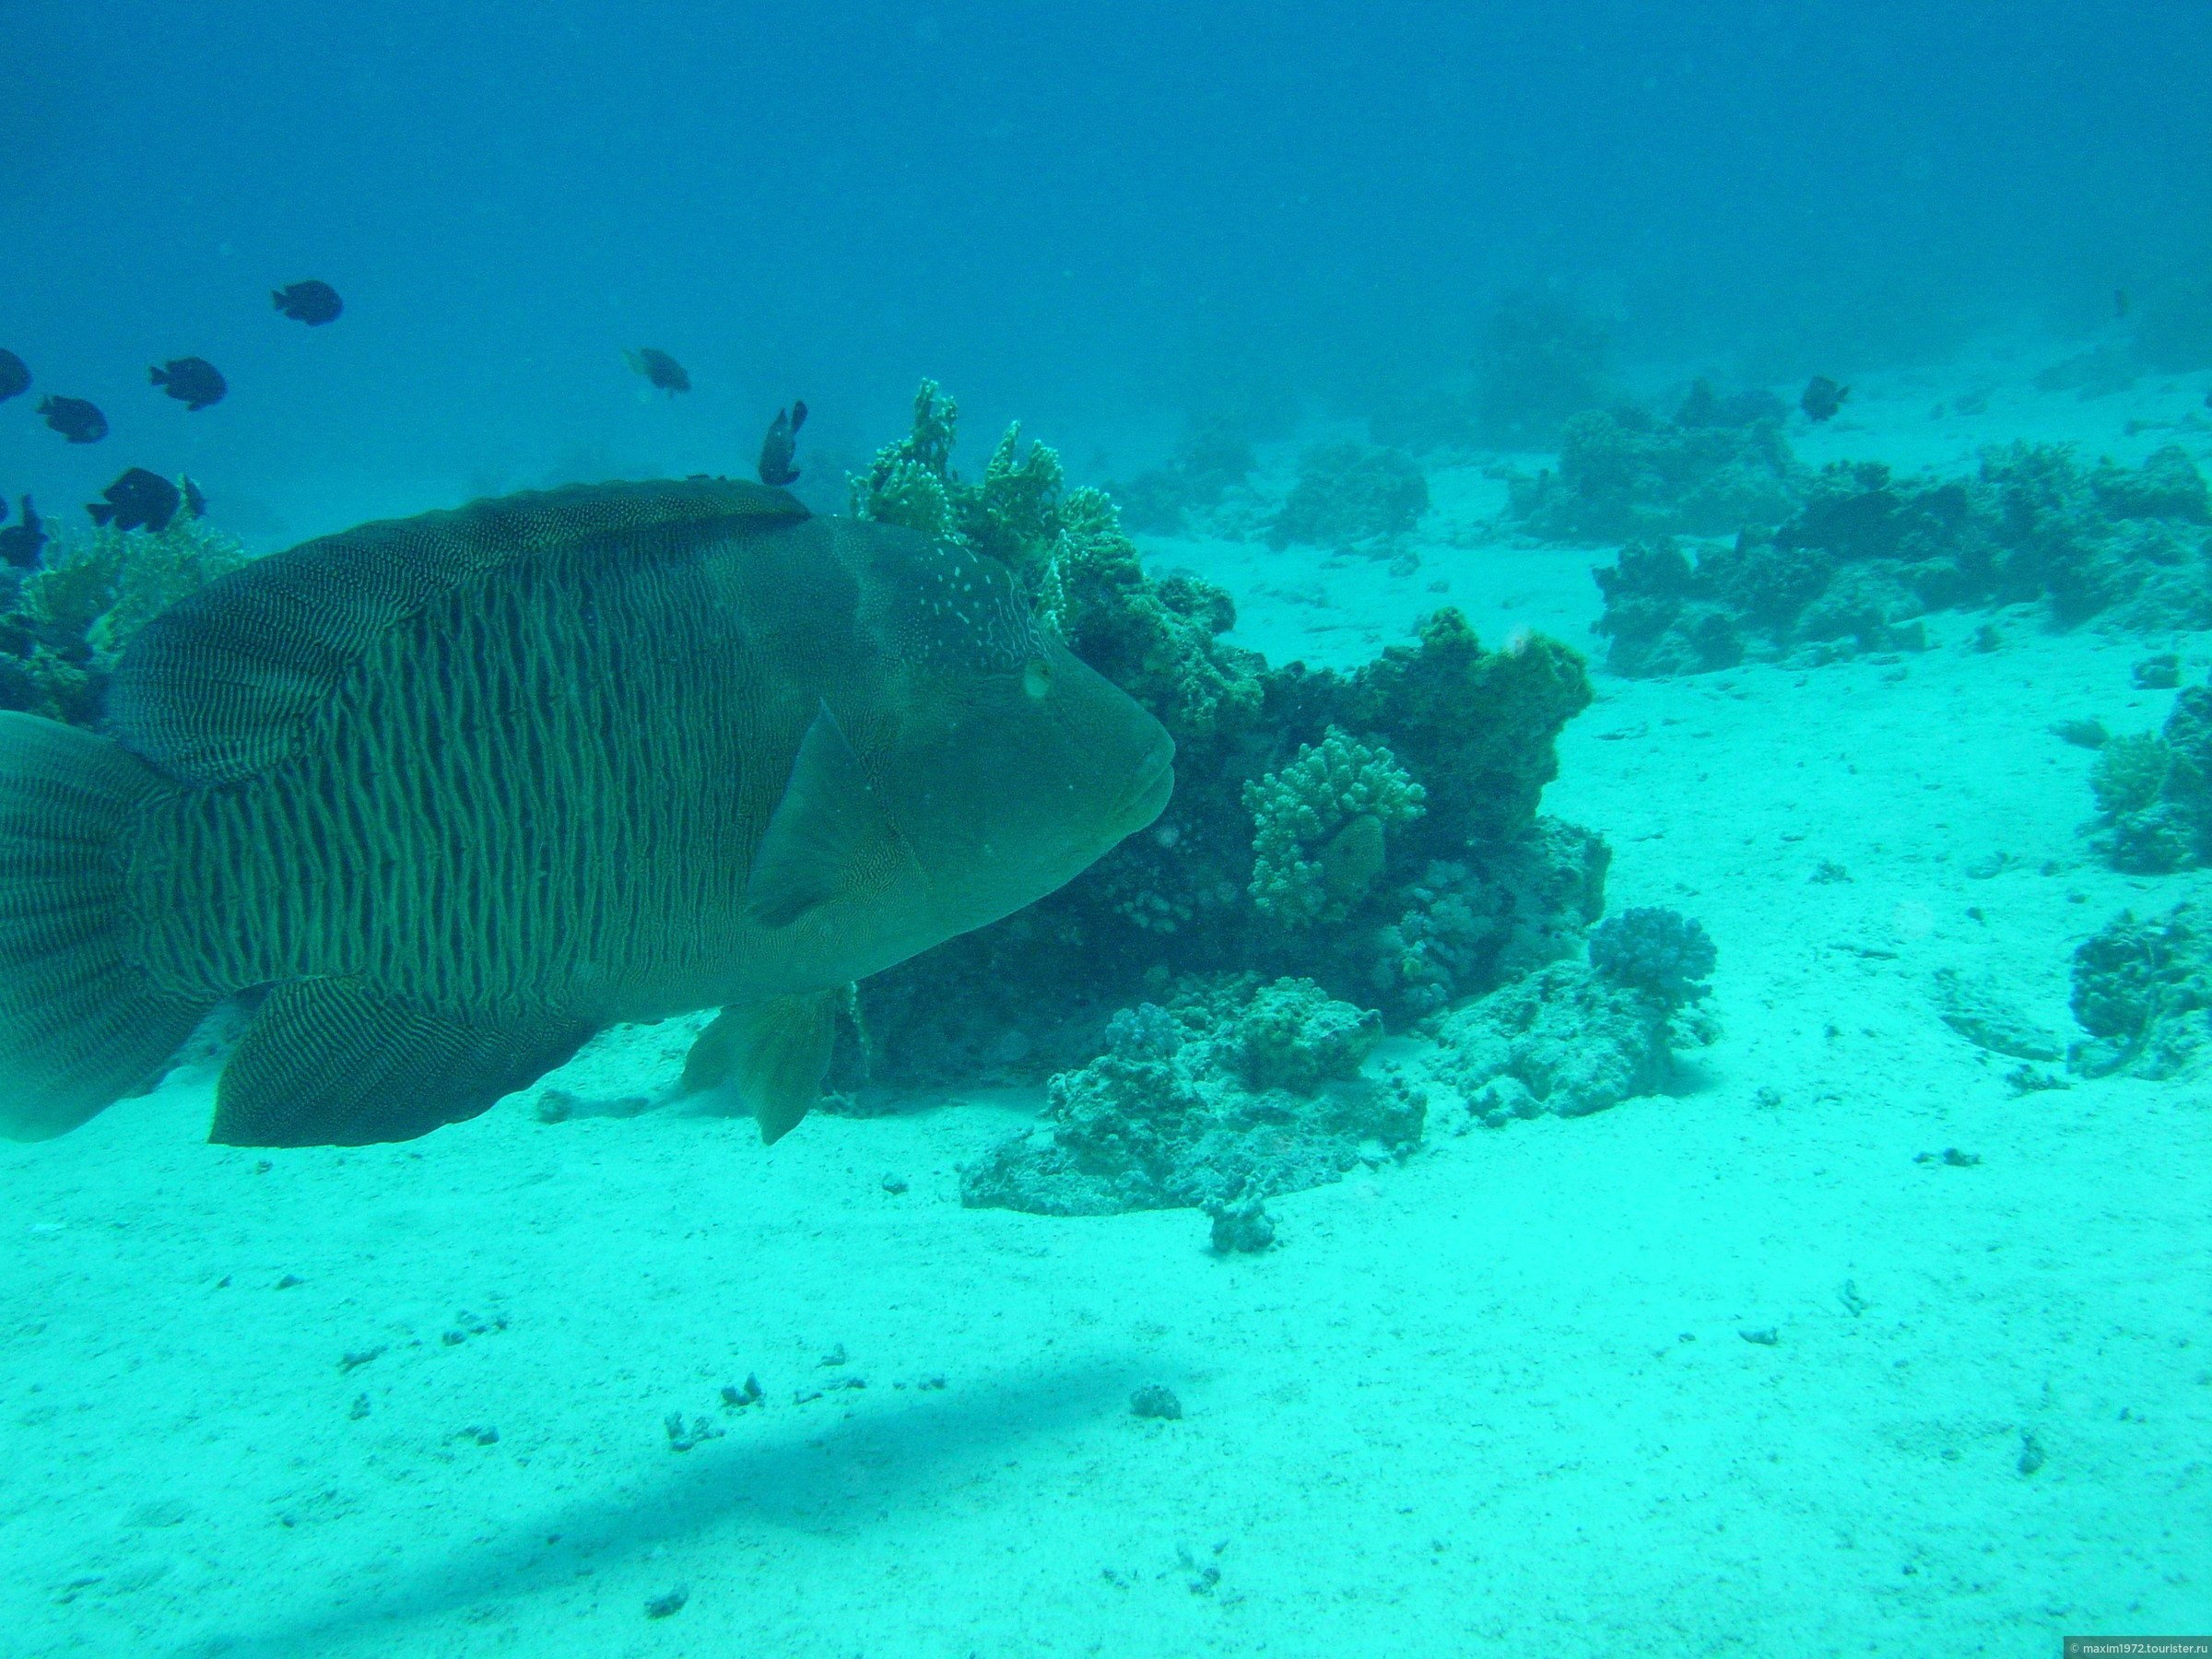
[0,479,1173,1147]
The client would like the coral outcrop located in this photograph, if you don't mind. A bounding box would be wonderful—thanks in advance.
[1267,441,1430,552]
[959,977,1419,1216]
[1509,403,1802,542]
[2086,687,2212,874]
[842,384,1603,1102]
[1108,416,1256,537]
[1593,444,2212,675]
[1434,905,1718,1124]
[0,514,250,725]
[2069,903,2212,1078]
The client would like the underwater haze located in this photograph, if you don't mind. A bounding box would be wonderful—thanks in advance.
[2,1,2209,1654]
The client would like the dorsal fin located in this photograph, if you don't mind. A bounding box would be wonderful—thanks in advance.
[109,477,808,785]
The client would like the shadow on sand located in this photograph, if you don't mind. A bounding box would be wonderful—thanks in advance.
[180,1352,1150,1657]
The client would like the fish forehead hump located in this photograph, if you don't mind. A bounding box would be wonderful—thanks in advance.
[826,519,1048,678]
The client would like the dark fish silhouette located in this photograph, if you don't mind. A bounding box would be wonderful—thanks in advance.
[150,357,227,411]
[758,401,808,486]
[0,497,47,569]
[0,349,28,403]
[0,478,1173,1147]
[38,395,108,443]
[1800,375,1849,423]
[627,348,690,394]
[273,280,343,325]
[182,476,209,520]
[88,468,182,534]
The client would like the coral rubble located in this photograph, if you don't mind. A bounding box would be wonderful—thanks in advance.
[1430,903,1716,1125]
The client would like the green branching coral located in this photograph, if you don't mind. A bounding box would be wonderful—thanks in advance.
[1039,486,1262,740]
[1,516,251,726]
[1244,728,1426,927]
[1335,608,1593,851]
[849,378,961,541]
[2088,688,2212,873]
[963,422,1065,576]
[2091,733,2173,818]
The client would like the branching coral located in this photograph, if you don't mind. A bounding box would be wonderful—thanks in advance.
[0,514,250,725]
[1244,728,1426,928]
[1588,906,1716,1005]
[2086,688,2212,873]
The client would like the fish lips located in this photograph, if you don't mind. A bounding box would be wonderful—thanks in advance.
[1111,735,1177,834]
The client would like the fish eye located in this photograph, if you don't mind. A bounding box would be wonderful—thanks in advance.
[1022,658,1053,700]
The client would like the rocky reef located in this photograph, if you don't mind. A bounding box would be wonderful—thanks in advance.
[959,977,1423,1216]
[1508,400,1803,543]
[841,382,1606,1103]
[1266,441,1430,553]
[0,514,249,725]
[2068,902,2212,1078]
[1592,443,2212,676]
[1433,906,1718,1126]
[2085,686,2212,874]
[1107,415,1257,537]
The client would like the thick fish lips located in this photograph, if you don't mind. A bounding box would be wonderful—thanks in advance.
[1112,731,1176,835]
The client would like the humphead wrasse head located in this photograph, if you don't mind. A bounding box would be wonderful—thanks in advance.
[742,524,1174,975]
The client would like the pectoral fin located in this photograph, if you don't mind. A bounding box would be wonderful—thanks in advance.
[744,700,922,928]
[680,989,841,1144]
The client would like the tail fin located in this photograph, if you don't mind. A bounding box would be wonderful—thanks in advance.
[0,713,211,1138]
[147,364,166,386]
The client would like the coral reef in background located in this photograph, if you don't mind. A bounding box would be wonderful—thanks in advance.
[1108,415,1257,536]
[2069,902,2212,1078]
[2035,282,2212,394]
[1592,444,2212,676]
[959,976,1421,1216]
[1266,441,1430,552]
[2085,686,2212,873]
[841,384,1603,1100]
[1474,291,1614,449]
[1508,402,1803,542]
[0,515,250,724]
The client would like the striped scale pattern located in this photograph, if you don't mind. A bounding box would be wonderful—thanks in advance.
[135,538,815,1019]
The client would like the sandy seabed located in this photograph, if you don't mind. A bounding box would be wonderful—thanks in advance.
[3,350,2207,1658]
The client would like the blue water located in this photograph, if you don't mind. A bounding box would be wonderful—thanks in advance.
[6,0,2206,535]
[4,4,2210,1655]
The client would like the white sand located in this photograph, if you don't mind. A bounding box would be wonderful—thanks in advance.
[3,357,2208,1657]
